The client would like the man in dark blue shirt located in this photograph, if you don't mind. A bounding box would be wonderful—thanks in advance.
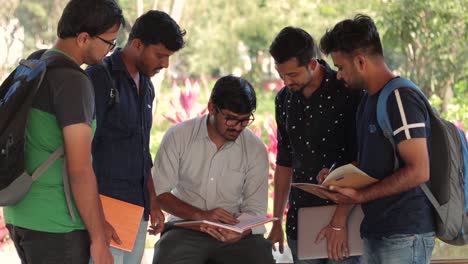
[86,10,185,263]
[267,26,361,264]
[318,14,436,264]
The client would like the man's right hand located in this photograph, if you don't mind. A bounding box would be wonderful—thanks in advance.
[104,220,121,245]
[316,168,330,184]
[267,223,285,253]
[90,241,113,264]
[200,208,238,225]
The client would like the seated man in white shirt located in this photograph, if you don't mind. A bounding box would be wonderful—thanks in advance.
[152,75,274,264]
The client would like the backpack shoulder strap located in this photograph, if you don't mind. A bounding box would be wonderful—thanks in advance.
[376,78,441,208]
[376,78,421,170]
[101,60,119,106]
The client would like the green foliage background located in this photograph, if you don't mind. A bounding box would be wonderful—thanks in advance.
[0,0,467,259]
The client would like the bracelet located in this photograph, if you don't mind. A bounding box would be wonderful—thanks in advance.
[328,224,344,231]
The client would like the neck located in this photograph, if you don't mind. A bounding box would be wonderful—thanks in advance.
[366,61,395,95]
[53,39,83,65]
[120,46,139,77]
[302,63,325,98]
[120,46,140,89]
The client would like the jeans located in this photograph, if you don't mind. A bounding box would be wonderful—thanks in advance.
[6,224,90,264]
[287,237,361,264]
[89,219,148,264]
[363,232,435,264]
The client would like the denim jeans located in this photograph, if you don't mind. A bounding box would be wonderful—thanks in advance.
[6,224,90,264]
[363,232,435,264]
[287,237,362,264]
[89,219,148,264]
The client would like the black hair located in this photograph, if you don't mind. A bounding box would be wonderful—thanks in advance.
[129,10,186,52]
[209,75,256,114]
[320,14,383,57]
[269,26,317,66]
[57,0,125,38]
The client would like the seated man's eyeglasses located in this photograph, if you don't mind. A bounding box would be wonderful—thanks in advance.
[216,106,255,127]
[96,35,117,51]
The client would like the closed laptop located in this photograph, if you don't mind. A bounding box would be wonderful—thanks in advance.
[297,204,364,260]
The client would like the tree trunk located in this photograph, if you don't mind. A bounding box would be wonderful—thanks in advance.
[137,0,144,16]
[441,72,455,114]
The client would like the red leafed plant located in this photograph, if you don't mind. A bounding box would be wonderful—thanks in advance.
[0,208,10,249]
[263,113,278,177]
[252,113,277,180]
[162,78,207,124]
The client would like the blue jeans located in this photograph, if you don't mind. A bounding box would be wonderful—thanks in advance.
[363,232,435,264]
[90,219,148,264]
[288,237,362,264]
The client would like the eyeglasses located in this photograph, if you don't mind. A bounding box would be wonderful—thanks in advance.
[216,106,255,127]
[96,36,117,51]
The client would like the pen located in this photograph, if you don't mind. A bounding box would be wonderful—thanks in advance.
[329,162,338,173]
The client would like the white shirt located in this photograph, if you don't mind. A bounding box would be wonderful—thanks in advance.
[153,115,269,233]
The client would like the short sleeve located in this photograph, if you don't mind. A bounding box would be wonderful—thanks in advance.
[52,69,94,128]
[386,88,429,145]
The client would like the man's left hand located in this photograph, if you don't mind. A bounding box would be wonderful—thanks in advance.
[316,224,349,260]
[200,225,248,243]
[313,186,363,204]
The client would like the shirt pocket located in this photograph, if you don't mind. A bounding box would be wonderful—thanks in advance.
[218,167,244,200]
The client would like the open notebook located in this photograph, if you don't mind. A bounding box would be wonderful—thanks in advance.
[297,205,364,260]
[173,213,277,233]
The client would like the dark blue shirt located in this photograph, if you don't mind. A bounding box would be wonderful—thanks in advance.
[86,48,154,220]
[275,60,361,240]
[357,79,435,238]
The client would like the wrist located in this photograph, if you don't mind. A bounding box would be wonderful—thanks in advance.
[328,223,344,231]
[193,210,205,220]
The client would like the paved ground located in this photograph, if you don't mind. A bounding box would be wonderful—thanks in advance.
[1,247,293,264]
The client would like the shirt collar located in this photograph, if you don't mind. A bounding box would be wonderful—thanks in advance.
[317,58,335,81]
[107,48,127,72]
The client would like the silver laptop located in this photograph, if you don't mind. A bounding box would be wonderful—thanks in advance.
[297,204,364,260]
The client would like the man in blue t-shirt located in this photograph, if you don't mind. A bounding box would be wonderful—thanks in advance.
[317,14,436,264]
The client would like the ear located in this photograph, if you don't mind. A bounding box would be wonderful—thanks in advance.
[132,38,143,50]
[207,101,216,115]
[308,59,318,71]
[353,55,366,71]
[76,32,89,48]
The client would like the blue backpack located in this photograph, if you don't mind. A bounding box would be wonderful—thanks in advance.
[376,77,468,245]
[0,51,76,221]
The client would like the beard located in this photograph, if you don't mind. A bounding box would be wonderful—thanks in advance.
[289,70,314,94]
[344,76,367,91]
[136,59,163,77]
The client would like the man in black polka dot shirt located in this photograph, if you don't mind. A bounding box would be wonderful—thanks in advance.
[267,27,362,264]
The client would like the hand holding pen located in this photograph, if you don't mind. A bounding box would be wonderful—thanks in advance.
[316,162,338,183]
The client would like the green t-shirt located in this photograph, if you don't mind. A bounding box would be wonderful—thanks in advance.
[4,50,96,233]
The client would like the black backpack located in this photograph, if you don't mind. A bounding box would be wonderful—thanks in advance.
[376,77,468,245]
[0,50,76,221]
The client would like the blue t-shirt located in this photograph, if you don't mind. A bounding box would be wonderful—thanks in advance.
[357,80,435,238]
